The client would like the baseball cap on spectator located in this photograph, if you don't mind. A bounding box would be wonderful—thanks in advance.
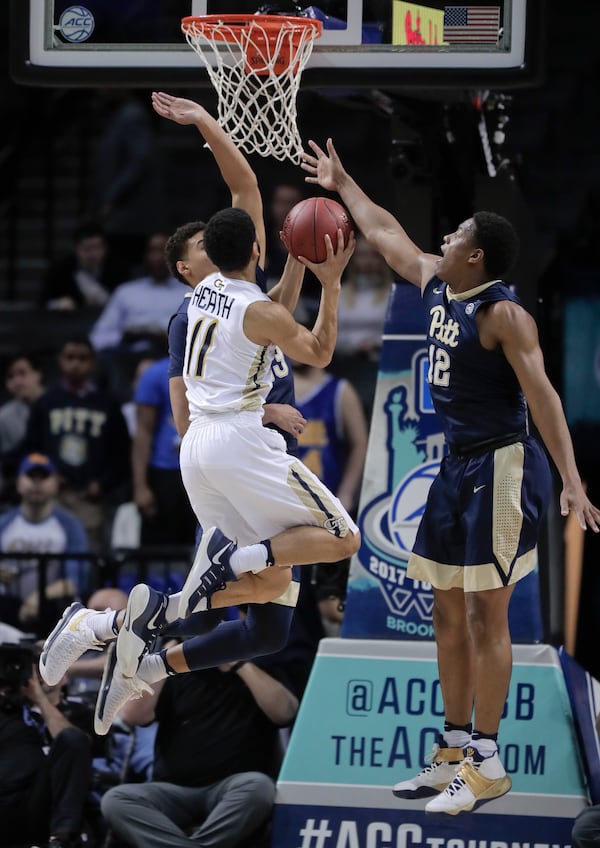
[18,453,57,477]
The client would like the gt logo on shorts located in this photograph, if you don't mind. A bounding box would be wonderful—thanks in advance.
[323,516,348,535]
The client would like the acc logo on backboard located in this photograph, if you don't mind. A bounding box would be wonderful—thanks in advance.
[57,6,95,43]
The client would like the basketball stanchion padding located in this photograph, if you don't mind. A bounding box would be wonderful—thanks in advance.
[181,14,322,164]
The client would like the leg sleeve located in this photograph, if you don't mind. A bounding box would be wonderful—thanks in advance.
[181,603,293,671]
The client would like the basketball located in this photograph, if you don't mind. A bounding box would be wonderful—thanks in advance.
[281,197,354,263]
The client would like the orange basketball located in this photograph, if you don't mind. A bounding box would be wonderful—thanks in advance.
[282,197,353,263]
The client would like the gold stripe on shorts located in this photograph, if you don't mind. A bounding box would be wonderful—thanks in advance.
[288,460,349,537]
[492,442,525,582]
[407,548,537,592]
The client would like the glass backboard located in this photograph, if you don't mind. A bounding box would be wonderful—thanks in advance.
[10,0,541,89]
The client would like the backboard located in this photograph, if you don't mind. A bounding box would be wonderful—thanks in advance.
[10,0,542,90]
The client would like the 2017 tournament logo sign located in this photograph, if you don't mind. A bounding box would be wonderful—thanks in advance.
[343,354,443,640]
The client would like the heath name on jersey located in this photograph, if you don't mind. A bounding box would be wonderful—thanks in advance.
[190,282,234,319]
[183,272,276,418]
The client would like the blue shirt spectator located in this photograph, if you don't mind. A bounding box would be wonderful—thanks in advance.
[134,358,180,470]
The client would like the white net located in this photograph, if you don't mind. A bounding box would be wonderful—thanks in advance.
[182,15,322,164]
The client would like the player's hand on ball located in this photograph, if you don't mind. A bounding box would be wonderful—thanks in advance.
[301,228,355,287]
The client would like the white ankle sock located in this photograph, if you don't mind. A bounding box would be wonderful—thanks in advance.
[138,652,169,685]
[471,737,498,758]
[229,543,270,575]
[164,593,181,623]
[444,729,471,748]
[88,609,119,642]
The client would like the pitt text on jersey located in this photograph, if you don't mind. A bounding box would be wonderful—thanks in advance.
[428,305,459,347]
[191,282,234,319]
[427,304,459,388]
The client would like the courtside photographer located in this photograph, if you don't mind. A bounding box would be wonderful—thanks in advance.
[0,641,94,848]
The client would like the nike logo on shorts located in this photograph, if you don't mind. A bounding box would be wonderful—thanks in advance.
[473,484,486,493]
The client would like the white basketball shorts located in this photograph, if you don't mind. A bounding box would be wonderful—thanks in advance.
[179,411,359,546]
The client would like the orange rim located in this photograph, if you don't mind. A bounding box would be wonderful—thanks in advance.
[181,14,323,41]
[182,14,322,76]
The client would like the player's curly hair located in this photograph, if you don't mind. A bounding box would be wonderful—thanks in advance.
[472,211,519,279]
[164,220,206,282]
[203,208,257,273]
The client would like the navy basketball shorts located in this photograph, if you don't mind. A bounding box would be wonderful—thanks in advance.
[408,436,552,591]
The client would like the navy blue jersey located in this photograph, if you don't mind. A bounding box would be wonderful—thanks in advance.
[24,384,130,491]
[423,276,527,448]
[167,268,297,451]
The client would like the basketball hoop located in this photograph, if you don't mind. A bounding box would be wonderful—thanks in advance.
[181,14,322,164]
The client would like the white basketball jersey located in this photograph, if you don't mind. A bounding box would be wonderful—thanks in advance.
[183,271,275,418]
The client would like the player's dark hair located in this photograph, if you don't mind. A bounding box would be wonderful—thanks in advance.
[165,221,207,282]
[203,208,257,273]
[472,211,519,279]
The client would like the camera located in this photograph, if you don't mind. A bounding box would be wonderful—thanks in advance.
[0,643,34,711]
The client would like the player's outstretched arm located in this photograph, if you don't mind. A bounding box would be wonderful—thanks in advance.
[302,138,437,289]
[151,91,266,259]
[493,301,600,532]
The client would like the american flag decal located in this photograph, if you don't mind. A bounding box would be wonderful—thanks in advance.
[443,6,500,43]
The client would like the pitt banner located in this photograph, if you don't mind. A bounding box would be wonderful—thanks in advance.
[341,282,544,643]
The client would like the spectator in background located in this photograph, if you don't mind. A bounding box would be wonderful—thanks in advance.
[24,337,131,551]
[40,221,127,311]
[572,801,600,848]
[293,363,368,513]
[293,362,369,634]
[337,233,394,357]
[0,453,89,636]
[0,642,94,848]
[90,232,186,401]
[93,91,168,276]
[90,233,187,355]
[334,233,394,415]
[0,353,45,502]
[101,627,299,848]
[264,182,305,290]
[120,356,158,439]
[132,356,197,548]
